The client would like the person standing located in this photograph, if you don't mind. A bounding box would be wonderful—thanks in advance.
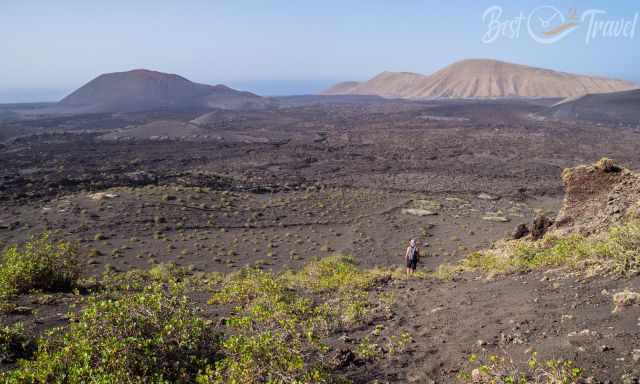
[405,239,419,277]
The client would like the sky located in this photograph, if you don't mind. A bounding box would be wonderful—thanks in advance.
[1,0,639,102]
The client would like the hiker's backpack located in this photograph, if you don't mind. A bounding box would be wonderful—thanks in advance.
[409,246,419,261]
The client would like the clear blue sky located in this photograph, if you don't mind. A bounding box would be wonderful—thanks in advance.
[1,0,639,102]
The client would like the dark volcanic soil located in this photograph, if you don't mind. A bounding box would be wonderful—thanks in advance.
[1,97,640,382]
[350,272,640,383]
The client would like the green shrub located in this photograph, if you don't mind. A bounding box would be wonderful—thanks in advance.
[0,323,35,364]
[208,268,334,382]
[432,262,462,281]
[196,332,330,384]
[596,220,640,276]
[0,233,80,298]
[386,331,413,356]
[355,336,381,361]
[96,262,197,294]
[285,255,390,326]
[3,287,220,383]
[4,256,401,383]
[205,255,395,382]
[283,255,386,294]
[210,268,287,306]
[458,352,584,383]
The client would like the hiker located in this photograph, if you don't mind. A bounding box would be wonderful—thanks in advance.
[405,239,419,276]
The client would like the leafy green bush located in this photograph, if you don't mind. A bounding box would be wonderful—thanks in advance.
[385,331,413,356]
[208,268,334,382]
[196,332,330,384]
[355,336,381,362]
[3,287,219,383]
[3,255,400,383]
[458,352,584,383]
[0,233,80,298]
[284,255,385,293]
[596,220,640,276]
[205,255,394,382]
[287,255,392,326]
[97,262,192,293]
[0,323,35,364]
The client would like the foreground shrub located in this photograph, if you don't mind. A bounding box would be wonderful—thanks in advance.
[208,268,334,382]
[205,255,395,382]
[4,256,399,383]
[197,332,330,384]
[0,323,35,364]
[0,233,80,298]
[3,287,220,383]
[459,352,584,383]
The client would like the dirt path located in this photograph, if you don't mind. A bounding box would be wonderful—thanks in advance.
[348,271,640,383]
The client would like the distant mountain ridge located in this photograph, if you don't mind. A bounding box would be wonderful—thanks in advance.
[322,59,637,99]
[60,69,270,113]
[545,89,640,123]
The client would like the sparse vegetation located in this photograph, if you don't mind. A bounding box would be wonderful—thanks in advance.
[453,219,640,277]
[3,153,640,382]
[432,262,462,281]
[459,352,585,384]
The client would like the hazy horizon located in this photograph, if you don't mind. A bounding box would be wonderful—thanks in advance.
[1,0,639,103]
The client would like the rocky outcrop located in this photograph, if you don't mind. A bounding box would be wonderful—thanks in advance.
[531,215,554,240]
[553,158,640,235]
[511,214,553,240]
[512,223,530,240]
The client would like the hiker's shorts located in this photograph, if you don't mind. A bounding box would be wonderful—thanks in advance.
[406,258,417,270]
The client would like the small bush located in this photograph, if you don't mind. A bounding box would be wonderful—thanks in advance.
[98,262,195,294]
[594,157,621,172]
[93,233,106,241]
[432,263,462,281]
[612,289,640,313]
[0,323,35,364]
[597,220,640,276]
[385,331,413,356]
[459,352,584,384]
[284,255,386,294]
[355,336,381,361]
[284,255,390,326]
[0,233,80,298]
[4,287,220,383]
